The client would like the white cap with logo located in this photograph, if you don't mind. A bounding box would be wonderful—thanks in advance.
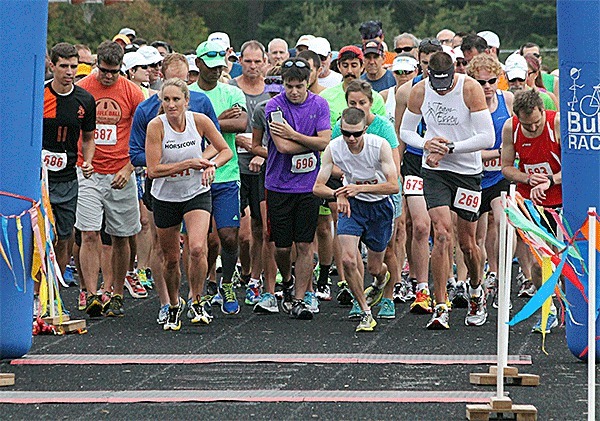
[208,32,231,50]
[309,37,331,57]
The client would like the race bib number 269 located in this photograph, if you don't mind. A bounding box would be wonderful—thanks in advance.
[453,187,481,213]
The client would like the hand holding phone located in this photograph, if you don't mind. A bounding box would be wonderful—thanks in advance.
[271,110,284,124]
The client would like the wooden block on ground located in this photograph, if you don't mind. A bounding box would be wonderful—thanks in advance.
[42,315,70,324]
[467,403,537,421]
[56,319,86,333]
[470,372,540,387]
[489,365,520,376]
[490,396,513,410]
[0,373,15,386]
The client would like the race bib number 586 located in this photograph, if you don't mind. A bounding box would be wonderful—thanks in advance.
[453,187,481,213]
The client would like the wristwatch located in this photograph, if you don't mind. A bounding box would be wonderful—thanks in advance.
[446,142,455,154]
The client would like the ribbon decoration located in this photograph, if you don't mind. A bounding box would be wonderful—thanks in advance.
[540,256,553,354]
[1,216,19,291]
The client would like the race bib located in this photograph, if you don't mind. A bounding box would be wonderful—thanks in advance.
[356,179,379,185]
[291,152,317,174]
[403,175,424,195]
[483,156,502,172]
[42,150,67,172]
[167,168,194,181]
[94,124,117,145]
[453,187,481,213]
[523,162,552,176]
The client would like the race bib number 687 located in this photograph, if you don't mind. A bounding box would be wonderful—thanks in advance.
[453,187,481,213]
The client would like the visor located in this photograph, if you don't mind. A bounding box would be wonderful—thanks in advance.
[428,64,455,92]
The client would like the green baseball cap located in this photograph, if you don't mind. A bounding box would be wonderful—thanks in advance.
[195,40,227,68]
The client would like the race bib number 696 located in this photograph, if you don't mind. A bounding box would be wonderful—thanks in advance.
[291,152,316,174]
[453,187,481,213]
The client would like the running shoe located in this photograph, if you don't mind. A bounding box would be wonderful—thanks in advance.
[426,304,450,330]
[484,272,497,299]
[515,269,527,288]
[211,292,223,306]
[304,291,319,314]
[393,283,404,303]
[145,267,154,288]
[206,281,219,297]
[315,284,332,301]
[403,278,417,301]
[518,279,536,298]
[85,293,103,318]
[124,272,148,299]
[189,298,213,324]
[336,281,353,306]
[451,281,469,308]
[364,272,390,307]
[531,310,559,333]
[410,288,433,314]
[78,290,87,311]
[356,313,377,332]
[253,293,279,314]
[163,304,183,331]
[137,267,152,289]
[281,277,295,314]
[104,294,125,317]
[290,299,313,320]
[377,298,395,319]
[63,265,77,287]
[465,287,487,326]
[492,291,513,310]
[245,281,261,306]
[220,283,240,315]
[348,300,363,319]
[157,303,169,325]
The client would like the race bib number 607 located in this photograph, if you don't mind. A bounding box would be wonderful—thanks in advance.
[453,187,481,213]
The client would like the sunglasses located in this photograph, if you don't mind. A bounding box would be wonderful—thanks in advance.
[97,66,120,75]
[282,60,308,68]
[531,53,541,59]
[341,128,366,138]
[509,78,525,83]
[456,59,468,66]
[135,65,149,70]
[265,76,283,85]
[394,46,415,53]
[394,70,414,75]
[79,61,93,66]
[199,51,226,58]
[476,77,497,86]
[149,62,162,68]
[420,38,441,48]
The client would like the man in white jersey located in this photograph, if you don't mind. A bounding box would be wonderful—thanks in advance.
[400,51,494,330]
[314,107,399,333]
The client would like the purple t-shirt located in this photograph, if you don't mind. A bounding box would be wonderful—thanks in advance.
[265,92,331,193]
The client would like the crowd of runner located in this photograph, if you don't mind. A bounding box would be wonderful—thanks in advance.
[41,21,562,333]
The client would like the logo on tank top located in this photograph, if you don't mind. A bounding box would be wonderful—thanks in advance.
[95,98,121,125]
[425,101,459,125]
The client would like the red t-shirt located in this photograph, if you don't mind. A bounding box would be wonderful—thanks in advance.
[76,74,144,174]
[513,110,561,206]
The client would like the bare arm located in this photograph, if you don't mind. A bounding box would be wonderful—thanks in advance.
[313,146,335,199]
[270,117,331,152]
[80,130,95,178]
[218,106,248,133]
[251,127,268,159]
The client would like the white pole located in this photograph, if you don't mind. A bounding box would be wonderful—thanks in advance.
[502,184,516,370]
[496,192,508,399]
[587,208,596,421]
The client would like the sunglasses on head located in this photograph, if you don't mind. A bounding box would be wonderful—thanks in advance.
[476,77,497,86]
[456,59,467,66]
[282,59,308,68]
[509,77,525,83]
[419,38,441,48]
[340,128,366,138]
[394,70,414,75]
[200,50,226,58]
[97,66,120,75]
[394,46,415,53]
[265,76,283,85]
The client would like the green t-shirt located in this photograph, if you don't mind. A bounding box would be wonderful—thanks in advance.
[320,83,386,129]
[332,115,398,149]
[542,72,556,94]
[189,81,246,183]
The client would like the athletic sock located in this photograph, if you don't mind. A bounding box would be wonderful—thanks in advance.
[318,264,330,286]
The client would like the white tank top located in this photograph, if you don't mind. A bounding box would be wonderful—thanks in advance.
[384,86,396,125]
[151,111,209,202]
[330,133,387,202]
[420,74,482,175]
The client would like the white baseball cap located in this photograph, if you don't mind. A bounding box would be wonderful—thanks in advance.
[391,55,418,72]
[208,32,231,50]
[505,53,528,80]
[137,46,163,65]
[477,30,500,48]
[119,27,136,37]
[121,51,151,72]
[295,34,315,48]
[309,37,331,57]
[442,45,457,63]
[186,54,199,73]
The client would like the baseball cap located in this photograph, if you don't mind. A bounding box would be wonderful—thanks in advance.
[442,45,456,63]
[505,53,528,80]
[186,54,199,73]
[137,45,163,65]
[119,27,136,38]
[208,32,231,50]
[359,20,383,40]
[392,55,418,72]
[362,40,384,57]
[452,47,464,60]
[196,41,227,68]
[295,34,315,48]
[76,63,92,78]
[122,51,151,72]
[477,30,500,48]
[112,34,131,45]
[428,54,455,92]
[338,45,364,62]
[309,37,331,57]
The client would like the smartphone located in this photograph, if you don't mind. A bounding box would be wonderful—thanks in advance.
[271,110,284,124]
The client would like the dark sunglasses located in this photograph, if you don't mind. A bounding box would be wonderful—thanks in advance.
[149,62,162,68]
[341,128,366,138]
[420,38,441,48]
[394,70,414,75]
[134,65,149,70]
[199,51,226,58]
[477,77,497,86]
[531,53,541,59]
[283,59,308,68]
[394,46,415,53]
[78,61,93,66]
[97,66,120,75]
[509,77,525,83]
[456,59,468,66]
[265,76,283,85]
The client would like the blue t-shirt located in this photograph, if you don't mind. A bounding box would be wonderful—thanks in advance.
[129,91,219,167]
[360,70,397,93]
[265,92,331,193]
[482,91,510,189]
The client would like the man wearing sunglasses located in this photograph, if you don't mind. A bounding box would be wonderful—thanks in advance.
[393,33,419,60]
[76,40,146,318]
[190,40,248,315]
[314,107,399,332]
[400,51,494,330]
[265,57,331,320]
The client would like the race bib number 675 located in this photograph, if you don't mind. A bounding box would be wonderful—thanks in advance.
[453,187,481,213]
[403,175,424,195]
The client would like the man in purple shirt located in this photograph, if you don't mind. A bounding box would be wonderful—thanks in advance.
[265,57,331,320]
